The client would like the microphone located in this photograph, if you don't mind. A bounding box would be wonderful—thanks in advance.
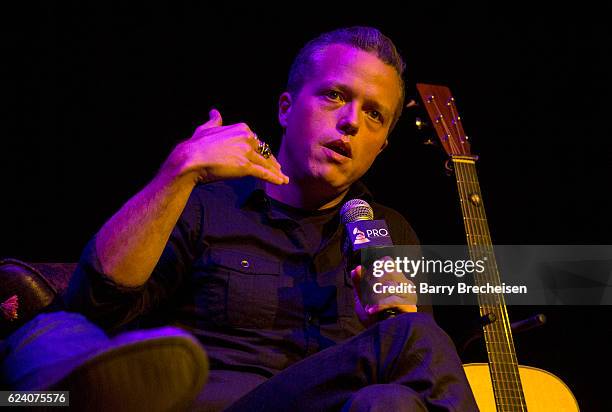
[340,199,392,267]
[340,199,409,320]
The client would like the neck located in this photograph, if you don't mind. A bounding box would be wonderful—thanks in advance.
[265,179,349,211]
[266,140,351,210]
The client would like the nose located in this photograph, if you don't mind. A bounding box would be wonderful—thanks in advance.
[337,102,360,136]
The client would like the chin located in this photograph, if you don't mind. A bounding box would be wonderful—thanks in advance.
[306,161,355,190]
[319,172,353,192]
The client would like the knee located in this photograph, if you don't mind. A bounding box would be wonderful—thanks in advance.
[391,312,451,342]
[382,312,439,340]
[395,312,436,329]
[377,312,459,361]
[341,384,427,412]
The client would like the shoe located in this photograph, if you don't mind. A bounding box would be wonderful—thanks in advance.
[49,328,208,412]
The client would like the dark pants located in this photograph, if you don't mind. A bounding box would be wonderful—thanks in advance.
[222,312,477,412]
[1,312,477,411]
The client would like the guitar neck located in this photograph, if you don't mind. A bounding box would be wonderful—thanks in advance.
[452,156,528,410]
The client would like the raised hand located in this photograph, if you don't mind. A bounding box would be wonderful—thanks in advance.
[163,109,289,185]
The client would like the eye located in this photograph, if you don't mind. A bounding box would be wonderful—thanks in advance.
[367,110,383,123]
[325,90,344,102]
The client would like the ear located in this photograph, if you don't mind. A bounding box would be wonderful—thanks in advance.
[378,139,389,153]
[278,92,293,128]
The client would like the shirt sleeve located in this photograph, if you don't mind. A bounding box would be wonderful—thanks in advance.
[63,188,205,332]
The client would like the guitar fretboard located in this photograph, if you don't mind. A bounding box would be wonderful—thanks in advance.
[453,156,528,411]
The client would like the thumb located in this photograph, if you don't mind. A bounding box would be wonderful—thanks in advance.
[351,266,372,323]
[350,265,364,283]
[200,108,223,130]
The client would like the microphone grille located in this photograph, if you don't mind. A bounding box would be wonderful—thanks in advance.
[340,199,374,224]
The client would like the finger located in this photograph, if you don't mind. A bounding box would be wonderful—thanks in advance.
[245,162,289,185]
[246,142,287,178]
[269,153,282,170]
[350,265,364,282]
[246,152,287,181]
[199,108,223,130]
[225,122,256,137]
[245,142,279,168]
[247,137,282,169]
[350,265,365,301]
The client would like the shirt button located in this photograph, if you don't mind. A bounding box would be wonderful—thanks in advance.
[240,259,250,268]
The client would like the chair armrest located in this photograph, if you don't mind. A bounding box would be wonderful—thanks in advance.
[0,258,58,338]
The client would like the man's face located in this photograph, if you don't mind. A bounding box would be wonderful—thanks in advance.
[278,44,402,192]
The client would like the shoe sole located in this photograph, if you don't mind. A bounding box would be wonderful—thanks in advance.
[50,335,208,412]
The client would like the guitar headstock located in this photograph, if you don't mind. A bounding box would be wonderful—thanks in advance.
[416,83,473,157]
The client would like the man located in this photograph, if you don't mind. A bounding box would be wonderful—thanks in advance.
[6,27,477,411]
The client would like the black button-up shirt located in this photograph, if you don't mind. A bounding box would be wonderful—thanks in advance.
[65,177,420,377]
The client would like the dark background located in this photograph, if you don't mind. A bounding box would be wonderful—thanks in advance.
[1,2,610,410]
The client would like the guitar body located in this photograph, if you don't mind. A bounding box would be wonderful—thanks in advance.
[464,363,580,411]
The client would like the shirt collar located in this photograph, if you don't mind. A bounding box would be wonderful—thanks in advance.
[344,180,374,204]
[240,178,374,212]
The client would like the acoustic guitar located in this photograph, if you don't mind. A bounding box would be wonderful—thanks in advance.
[416,83,580,412]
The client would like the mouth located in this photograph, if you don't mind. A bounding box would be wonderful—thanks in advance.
[322,139,352,159]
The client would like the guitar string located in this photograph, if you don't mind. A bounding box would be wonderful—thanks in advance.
[456,163,500,384]
[459,162,524,409]
[455,161,516,407]
[460,162,526,410]
[465,163,526,408]
[427,93,493,341]
[443,98,501,357]
[427,93,512,403]
[427,94,515,404]
[444,93,523,408]
[458,161,526,410]
[433,92,525,409]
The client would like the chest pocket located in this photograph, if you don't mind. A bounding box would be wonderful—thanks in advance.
[209,248,283,329]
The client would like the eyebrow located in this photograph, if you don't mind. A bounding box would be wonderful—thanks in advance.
[323,82,393,118]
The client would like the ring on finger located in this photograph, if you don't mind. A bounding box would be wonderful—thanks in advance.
[255,140,272,159]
